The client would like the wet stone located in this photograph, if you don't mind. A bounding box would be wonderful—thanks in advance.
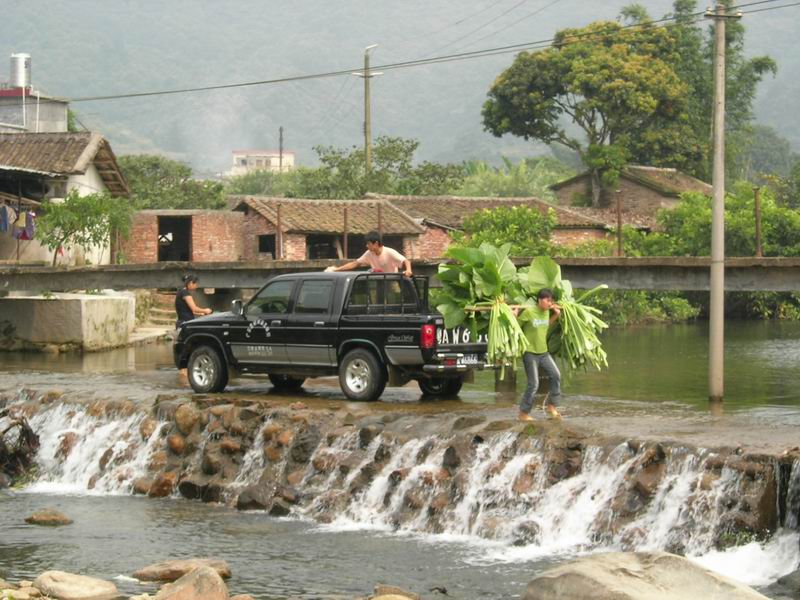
[25,508,73,526]
[269,498,292,517]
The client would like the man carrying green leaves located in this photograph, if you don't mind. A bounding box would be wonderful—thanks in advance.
[516,288,562,421]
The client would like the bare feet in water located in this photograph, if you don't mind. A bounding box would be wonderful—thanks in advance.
[518,411,535,422]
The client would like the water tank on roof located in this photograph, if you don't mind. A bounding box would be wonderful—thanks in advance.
[10,53,31,89]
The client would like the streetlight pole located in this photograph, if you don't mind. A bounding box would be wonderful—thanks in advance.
[706,3,741,405]
[352,45,382,176]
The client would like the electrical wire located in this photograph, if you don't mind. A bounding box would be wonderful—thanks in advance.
[68,1,794,105]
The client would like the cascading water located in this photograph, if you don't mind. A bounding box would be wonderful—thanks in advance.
[9,396,800,589]
[25,403,165,495]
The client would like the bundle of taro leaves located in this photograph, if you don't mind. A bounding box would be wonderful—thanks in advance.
[436,244,609,372]
[518,256,609,370]
[436,243,528,377]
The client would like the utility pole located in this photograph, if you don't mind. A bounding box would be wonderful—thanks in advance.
[706,3,741,405]
[753,186,763,257]
[352,45,382,176]
[278,126,284,173]
[615,189,623,257]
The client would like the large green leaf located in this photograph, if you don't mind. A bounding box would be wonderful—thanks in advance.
[445,246,485,267]
[522,256,562,294]
[437,301,467,329]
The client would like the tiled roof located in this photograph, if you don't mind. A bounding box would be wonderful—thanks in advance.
[0,132,128,196]
[367,194,608,230]
[550,166,712,197]
[231,196,424,235]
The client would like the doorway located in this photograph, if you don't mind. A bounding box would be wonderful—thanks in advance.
[158,216,192,262]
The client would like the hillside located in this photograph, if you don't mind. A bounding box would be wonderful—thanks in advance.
[3,0,796,171]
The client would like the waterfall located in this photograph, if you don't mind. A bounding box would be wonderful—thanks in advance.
[25,403,165,495]
[785,459,800,530]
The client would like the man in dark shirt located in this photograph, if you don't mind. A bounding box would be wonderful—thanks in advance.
[176,274,212,385]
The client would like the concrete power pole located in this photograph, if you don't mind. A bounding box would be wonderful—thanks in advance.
[279,126,284,172]
[353,45,382,176]
[706,3,741,405]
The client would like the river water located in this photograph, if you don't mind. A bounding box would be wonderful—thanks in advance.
[1,321,799,599]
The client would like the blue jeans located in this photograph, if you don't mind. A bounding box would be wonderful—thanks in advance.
[519,352,561,413]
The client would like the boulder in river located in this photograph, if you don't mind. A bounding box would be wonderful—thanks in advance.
[133,558,231,582]
[150,565,229,600]
[24,508,73,526]
[33,570,118,600]
[523,552,770,600]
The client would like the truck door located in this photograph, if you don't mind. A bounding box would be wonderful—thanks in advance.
[229,279,295,369]
[285,278,337,366]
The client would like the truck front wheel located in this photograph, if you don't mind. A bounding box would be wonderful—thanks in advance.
[187,345,228,393]
[339,348,386,402]
[418,377,464,397]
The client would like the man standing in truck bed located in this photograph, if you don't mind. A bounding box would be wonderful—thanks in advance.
[325,230,412,277]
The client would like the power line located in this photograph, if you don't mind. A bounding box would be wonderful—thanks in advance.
[739,1,800,13]
[68,1,793,105]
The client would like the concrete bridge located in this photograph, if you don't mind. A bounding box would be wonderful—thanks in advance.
[2,257,800,293]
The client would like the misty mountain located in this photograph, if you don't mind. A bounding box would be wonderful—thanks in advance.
[3,0,797,172]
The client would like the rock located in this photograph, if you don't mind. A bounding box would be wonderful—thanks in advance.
[151,566,228,600]
[148,472,178,497]
[289,427,321,463]
[289,401,307,410]
[312,452,337,473]
[0,472,10,488]
[167,434,186,456]
[633,462,666,498]
[452,415,486,430]
[262,423,281,441]
[230,596,255,600]
[522,552,771,600]
[373,584,420,599]
[202,451,223,475]
[286,469,305,486]
[148,451,168,472]
[2,588,31,600]
[359,425,383,449]
[512,521,541,546]
[174,403,201,435]
[133,559,231,582]
[269,498,292,517]
[264,446,282,462]
[236,484,274,511]
[442,446,461,471]
[33,570,118,600]
[139,417,158,440]
[177,477,223,503]
[219,438,241,454]
[25,508,73,526]
[132,477,153,495]
[98,448,114,472]
[276,430,294,448]
[56,432,79,460]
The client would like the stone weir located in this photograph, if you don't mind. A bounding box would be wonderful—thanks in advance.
[2,390,800,557]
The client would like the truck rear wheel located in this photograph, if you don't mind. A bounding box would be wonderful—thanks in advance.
[339,348,386,402]
[187,345,228,393]
[418,376,464,397]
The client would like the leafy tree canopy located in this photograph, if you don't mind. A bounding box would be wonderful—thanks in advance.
[482,20,693,206]
[35,189,133,266]
[450,205,555,257]
[118,154,226,210]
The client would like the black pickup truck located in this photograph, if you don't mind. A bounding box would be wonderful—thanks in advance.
[173,271,489,401]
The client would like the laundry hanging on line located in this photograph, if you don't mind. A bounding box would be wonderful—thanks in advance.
[12,211,36,241]
[0,204,17,233]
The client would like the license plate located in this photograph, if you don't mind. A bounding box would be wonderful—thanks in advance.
[458,353,481,366]
[438,327,487,346]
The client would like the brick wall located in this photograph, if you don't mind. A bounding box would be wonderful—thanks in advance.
[192,212,244,262]
[120,213,158,263]
[553,176,679,214]
[284,234,306,260]
[240,209,309,260]
[415,226,453,260]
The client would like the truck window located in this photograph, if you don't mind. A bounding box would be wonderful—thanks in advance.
[345,277,383,315]
[385,279,419,314]
[246,280,294,316]
[295,280,334,314]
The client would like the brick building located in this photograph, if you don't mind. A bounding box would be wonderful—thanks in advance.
[119,210,244,263]
[550,166,713,230]
[367,194,609,257]
[232,196,424,260]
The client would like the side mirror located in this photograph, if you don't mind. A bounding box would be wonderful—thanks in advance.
[232,299,244,317]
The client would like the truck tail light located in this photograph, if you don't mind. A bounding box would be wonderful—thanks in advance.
[421,324,436,349]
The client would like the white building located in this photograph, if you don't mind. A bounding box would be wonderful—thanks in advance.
[0,132,129,266]
[0,52,69,134]
[228,149,295,176]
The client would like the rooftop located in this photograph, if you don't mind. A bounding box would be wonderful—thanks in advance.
[0,132,128,196]
[231,196,424,236]
[550,166,712,198]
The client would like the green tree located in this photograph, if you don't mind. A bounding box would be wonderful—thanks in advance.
[482,21,692,207]
[455,157,574,199]
[624,1,776,178]
[451,205,555,256]
[118,154,226,209]
[729,125,799,182]
[35,190,132,266]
